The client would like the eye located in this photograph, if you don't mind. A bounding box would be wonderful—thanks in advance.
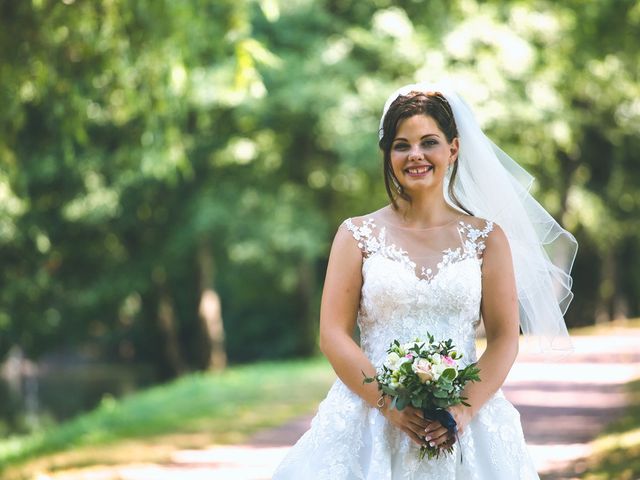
[393,142,409,151]
[422,139,438,147]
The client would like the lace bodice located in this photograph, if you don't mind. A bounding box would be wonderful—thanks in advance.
[343,214,494,369]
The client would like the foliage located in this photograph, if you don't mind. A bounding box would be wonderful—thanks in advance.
[0,0,639,378]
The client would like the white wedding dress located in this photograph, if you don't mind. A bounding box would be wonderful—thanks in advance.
[273,210,540,480]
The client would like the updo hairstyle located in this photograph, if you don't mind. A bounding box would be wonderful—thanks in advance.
[378,91,471,214]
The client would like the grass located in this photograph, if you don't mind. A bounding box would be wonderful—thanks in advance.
[0,356,335,479]
[569,317,640,336]
[577,378,640,480]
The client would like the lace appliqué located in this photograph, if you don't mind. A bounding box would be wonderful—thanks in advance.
[419,219,494,280]
[344,218,383,257]
[457,219,494,262]
[345,217,494,283]
[345,218,418,273]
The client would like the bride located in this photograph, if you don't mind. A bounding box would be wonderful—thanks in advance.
[273,82,577,479]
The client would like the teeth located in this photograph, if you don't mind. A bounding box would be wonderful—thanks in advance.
[407,165,433,174]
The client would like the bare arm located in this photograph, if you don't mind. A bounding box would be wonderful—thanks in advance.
[319,222,430,446]
[462,223,519,415]
[427,223,519,445]
[318,223,381,408]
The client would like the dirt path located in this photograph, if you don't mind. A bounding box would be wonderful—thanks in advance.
[39,330,640,480]
[504,333,640,478]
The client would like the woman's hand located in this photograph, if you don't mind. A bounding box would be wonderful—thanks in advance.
[422,419,451,448]
[446,404,472,436]
[422,405,473,449]
[379,398,430,447]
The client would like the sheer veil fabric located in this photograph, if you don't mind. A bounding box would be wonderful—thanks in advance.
[380,82,578,352]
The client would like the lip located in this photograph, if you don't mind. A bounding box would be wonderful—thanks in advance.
[404,164,434,177]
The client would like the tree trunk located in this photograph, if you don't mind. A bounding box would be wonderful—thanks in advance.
[594,250,615,324]
[155,270,187,376]
[613,252,629,320]
[557,150,579,221]
[296,258,317,355]
[197,238,227,371]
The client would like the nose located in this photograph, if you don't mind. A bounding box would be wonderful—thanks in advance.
[407,145,422,161]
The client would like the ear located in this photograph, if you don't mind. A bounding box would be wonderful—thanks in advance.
[449,137,459,164]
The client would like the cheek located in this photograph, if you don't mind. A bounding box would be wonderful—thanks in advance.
[427,147,450,167]
[390,152,404,174]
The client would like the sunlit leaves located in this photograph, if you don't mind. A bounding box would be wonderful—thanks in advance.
[0,0,638,364]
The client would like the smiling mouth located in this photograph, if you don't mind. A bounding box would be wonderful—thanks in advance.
[405,165,434,175]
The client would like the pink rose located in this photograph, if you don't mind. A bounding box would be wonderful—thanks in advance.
[412,358,434,383]
[443,356,456,367]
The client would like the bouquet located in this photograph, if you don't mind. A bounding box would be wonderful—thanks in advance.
[363,333,480,460]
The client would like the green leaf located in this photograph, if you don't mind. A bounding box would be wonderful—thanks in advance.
[396,395,409,410]
[434,398,449,408]
[381,385,397,396]
[440,368,457,382]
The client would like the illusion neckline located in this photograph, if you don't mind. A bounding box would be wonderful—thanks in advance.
[374,213,467,231]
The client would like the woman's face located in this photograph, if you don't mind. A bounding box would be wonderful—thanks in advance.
[390,114,458,194]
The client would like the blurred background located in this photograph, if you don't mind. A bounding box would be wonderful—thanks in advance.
[0,0,639,476]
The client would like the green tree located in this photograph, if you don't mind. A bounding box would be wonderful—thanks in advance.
[1,0,638,380]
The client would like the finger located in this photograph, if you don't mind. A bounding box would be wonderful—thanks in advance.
[404,419,429,440]
[404,427,428,447]
[431,430,451,446]
[424,423,446,435]
[402,408,427,427]
[407,416,429,431]
[425,429,450,445]
[424,426,448,442]
[409,409,429,425]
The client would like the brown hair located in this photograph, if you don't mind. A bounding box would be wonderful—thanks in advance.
[378,91,472,214]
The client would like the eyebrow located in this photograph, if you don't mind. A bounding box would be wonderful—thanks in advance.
[393,133,441,142]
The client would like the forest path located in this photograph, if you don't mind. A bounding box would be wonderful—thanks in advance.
[39,329,640,480]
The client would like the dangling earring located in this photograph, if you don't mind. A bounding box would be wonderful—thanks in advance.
[444,163,453,193]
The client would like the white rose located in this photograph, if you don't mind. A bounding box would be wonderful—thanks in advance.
[431,362,447,380]
[384,352,401,370]
[397,356,411,367]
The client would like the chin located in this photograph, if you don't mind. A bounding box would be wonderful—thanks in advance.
[403,180,443,193]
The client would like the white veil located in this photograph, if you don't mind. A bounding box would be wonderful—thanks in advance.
[379,82,578,352]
